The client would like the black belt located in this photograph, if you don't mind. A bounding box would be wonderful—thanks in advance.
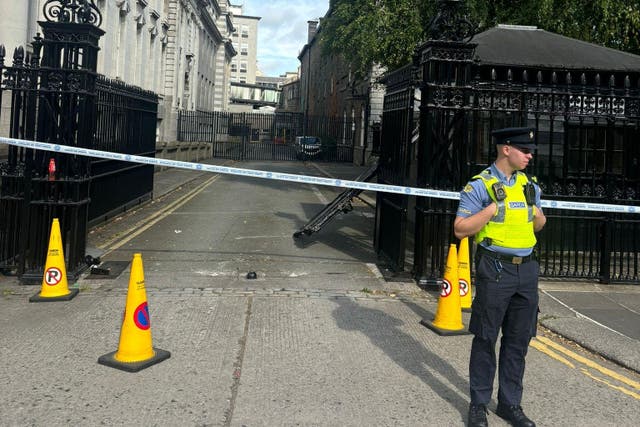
[477,245,535,265]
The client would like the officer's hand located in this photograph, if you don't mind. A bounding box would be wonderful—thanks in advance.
[487,201,498,217]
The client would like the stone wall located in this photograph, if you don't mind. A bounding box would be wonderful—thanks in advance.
[154,140,212,171]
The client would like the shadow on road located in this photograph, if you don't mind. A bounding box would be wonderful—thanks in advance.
[331,296,470,422]
[276,201,377,264]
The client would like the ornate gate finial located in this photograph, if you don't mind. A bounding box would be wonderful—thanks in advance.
[43,0,102,27]
[426,0,475,42]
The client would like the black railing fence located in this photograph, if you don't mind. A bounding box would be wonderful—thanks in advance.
[90,76,157,224]
[1,3,157,282]
[378,1,640,284]
[177,110,354,162]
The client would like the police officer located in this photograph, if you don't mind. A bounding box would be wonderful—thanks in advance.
[454,127,546,427]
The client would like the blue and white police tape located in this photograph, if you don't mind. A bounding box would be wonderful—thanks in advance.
[1,135,638,214]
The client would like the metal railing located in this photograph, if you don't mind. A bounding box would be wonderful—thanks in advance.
[89,76,157,224]
[177,110,354,162]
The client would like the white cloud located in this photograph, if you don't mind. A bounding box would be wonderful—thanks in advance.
[240,0,329,76]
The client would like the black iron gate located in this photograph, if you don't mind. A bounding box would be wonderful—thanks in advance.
[178,110,354,162]
[375,64,416,272]
[378,0,640,284]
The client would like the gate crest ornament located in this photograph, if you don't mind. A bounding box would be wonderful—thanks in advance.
[426,0,475,42]
[43,0,102,27]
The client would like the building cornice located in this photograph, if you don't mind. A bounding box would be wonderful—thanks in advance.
[199,5,223,42]
[234,15,261,21]
[211,0,221,15]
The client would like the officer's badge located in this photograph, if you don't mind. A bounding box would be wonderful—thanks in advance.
[463,184,473,193]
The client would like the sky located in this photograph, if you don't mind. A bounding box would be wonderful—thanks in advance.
[239,1,330,77]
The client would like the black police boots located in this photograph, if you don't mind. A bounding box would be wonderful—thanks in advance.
[468,404,488,427]
[495,403,536,427]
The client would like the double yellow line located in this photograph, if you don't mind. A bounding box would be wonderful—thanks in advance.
[531,336,640,400]
[98,174,222,255]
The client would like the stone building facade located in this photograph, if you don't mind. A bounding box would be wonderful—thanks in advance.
[0,0,237,148]
[158,0,236,141]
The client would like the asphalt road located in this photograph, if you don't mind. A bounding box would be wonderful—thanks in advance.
[1,160,638,426]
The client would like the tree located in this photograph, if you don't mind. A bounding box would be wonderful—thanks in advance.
[535,0,640,55]
[320,0,640,77]
[320,0,436,77]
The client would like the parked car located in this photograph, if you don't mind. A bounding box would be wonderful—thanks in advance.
[295,136,322,159]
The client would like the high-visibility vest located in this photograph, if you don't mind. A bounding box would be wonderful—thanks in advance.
[472,170,537,249]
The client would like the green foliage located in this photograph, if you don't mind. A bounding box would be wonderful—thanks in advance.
[320,0,640,77]
[320,0,434,78]
[533,0,640,55]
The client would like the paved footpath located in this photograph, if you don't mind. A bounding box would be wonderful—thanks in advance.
[0,160,638,426]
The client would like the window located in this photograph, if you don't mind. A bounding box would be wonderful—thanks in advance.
[241,25,248,37]
[240,43,248,56]
[240,62,247,73]
[566,126,626,176]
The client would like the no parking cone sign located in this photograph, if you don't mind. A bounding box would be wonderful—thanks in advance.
[98,253,170,372]
[420,244,469,336]
[458,237,473,312]
[29,218,79,302]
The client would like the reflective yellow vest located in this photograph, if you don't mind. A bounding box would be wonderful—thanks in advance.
[473,170,537,249]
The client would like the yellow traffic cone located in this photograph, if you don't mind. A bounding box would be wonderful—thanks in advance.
[29,218,79,302]
[98,253,170,372]
[458,237,473,312]
[421,244,469,336]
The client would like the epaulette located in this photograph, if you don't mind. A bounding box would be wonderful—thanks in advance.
[471,168,492,181]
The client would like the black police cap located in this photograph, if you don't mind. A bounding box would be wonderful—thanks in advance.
[491,127,536,150]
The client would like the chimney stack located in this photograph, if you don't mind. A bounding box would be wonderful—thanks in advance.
[307,20,318,43]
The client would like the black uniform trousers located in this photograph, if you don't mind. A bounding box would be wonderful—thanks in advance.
[469,251,539,406]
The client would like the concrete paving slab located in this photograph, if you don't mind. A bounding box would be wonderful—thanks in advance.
[233,296,472,426]
[545,291,640,340]
[1,287,639,426]
[0,293,246,426]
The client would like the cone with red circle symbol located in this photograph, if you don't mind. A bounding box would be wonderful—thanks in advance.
[458,237,473,312]
[29,218,79,302]
[98,253,170,372]
[420,244,469,335]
